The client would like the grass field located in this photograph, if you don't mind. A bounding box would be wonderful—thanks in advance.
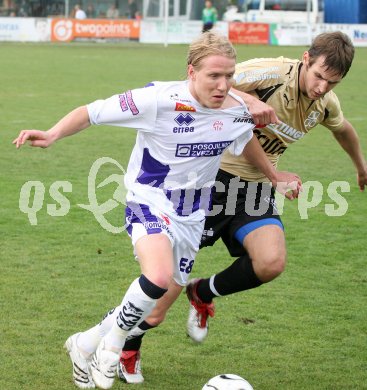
[1,41,367,390]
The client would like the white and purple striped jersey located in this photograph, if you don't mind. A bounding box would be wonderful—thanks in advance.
[87,80,254,222]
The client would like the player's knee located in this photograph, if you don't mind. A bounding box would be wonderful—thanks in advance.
[140,269,173,291]
[254,252,286,282]
[139,274,169,299]
[268,253,286,278]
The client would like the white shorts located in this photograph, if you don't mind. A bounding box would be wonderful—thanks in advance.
[125,202,205,286]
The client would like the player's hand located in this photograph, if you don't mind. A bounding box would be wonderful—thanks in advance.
[357,164,367,191]
[272,171,302,200]
[246,97,279,127]
[13,130,53,149]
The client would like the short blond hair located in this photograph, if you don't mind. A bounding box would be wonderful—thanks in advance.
[187,32,237,70]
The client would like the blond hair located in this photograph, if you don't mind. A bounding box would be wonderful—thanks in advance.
[187,32,237,70]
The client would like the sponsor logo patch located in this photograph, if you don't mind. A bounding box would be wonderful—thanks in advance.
[176,141,232,157]
[175,102,196,112]
[213,120,223,131]
[119,91,139,115]
[304,111,321,128]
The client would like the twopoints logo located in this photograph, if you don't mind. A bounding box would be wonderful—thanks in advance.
[53,19,74,41]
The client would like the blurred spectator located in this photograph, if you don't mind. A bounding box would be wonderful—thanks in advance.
[18,1,30,16]
[202,0,217,33]
[74,4,86,19]
[32,1,44,16]
[86,3,96,18]
[128,0,138,19]
[106,3,119,18]
[45,2,65,17]
[4,0,16,16]
[135,10,142,20]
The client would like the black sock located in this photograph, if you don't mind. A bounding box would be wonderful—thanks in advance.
[122,321,155,351]
[197,253,263,302]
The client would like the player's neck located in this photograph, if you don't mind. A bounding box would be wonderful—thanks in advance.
[221,92,242,109]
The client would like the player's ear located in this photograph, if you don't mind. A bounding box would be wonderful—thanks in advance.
[302,51,310,68]
[188,64,196,81]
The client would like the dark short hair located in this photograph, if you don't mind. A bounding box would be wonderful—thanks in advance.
[308,31,355,78]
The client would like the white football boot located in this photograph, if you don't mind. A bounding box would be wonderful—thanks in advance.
[90,338,119,389]
[64,333,95,389]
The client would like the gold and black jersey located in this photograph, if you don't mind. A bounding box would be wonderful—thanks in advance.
[221,57,344,182]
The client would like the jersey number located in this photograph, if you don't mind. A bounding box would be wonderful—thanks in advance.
[179,258,194,274]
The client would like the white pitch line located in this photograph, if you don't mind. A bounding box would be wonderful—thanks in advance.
[348,117,365,121]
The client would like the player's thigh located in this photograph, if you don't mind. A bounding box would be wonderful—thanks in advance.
[243,224,286,263]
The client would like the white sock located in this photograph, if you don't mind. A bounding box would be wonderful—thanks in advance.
[76,326,101,357]
[103,278,157,352]
[76,306,121,356]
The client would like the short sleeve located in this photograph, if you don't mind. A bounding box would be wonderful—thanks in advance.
[227,129,254,156]
[87,85,158,132]
[321,91,344,132]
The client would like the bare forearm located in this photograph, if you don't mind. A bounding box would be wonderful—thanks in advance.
[242,136,302,199]
[47,106,91,143]
[333,121,366,173]
[13,105,91,149]
[242,136,277,184]
[332,120,367,190]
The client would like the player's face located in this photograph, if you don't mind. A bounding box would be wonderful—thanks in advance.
[188,54,235,109]
[300,52,342,100]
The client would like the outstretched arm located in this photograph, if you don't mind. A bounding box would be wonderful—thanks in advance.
[13,106,90,149]
[332,119,367,191]
[242,136,302,200]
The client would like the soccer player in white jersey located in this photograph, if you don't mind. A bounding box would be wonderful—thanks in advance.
[116,31,367,384]
[13,32,300,389]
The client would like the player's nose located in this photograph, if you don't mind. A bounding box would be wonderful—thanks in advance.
[318,79,329,94]
[217,76,228,92]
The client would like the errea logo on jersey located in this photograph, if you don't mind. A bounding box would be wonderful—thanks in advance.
[175,113,195,126]
[173,113,195,134]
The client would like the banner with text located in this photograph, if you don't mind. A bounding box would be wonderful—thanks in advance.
[315,23,367,47]
[229,22,269,44]
[139,20,228,44]
[51,18,140,42]
[270,23,312,46]
[0,17,51,41]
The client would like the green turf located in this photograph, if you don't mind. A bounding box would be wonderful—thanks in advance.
[1,41,366,390]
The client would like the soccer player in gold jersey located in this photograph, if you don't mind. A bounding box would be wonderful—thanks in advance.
[184,31,367,343]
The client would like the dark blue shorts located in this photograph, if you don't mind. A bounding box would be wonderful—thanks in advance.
[200,169,284,257]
